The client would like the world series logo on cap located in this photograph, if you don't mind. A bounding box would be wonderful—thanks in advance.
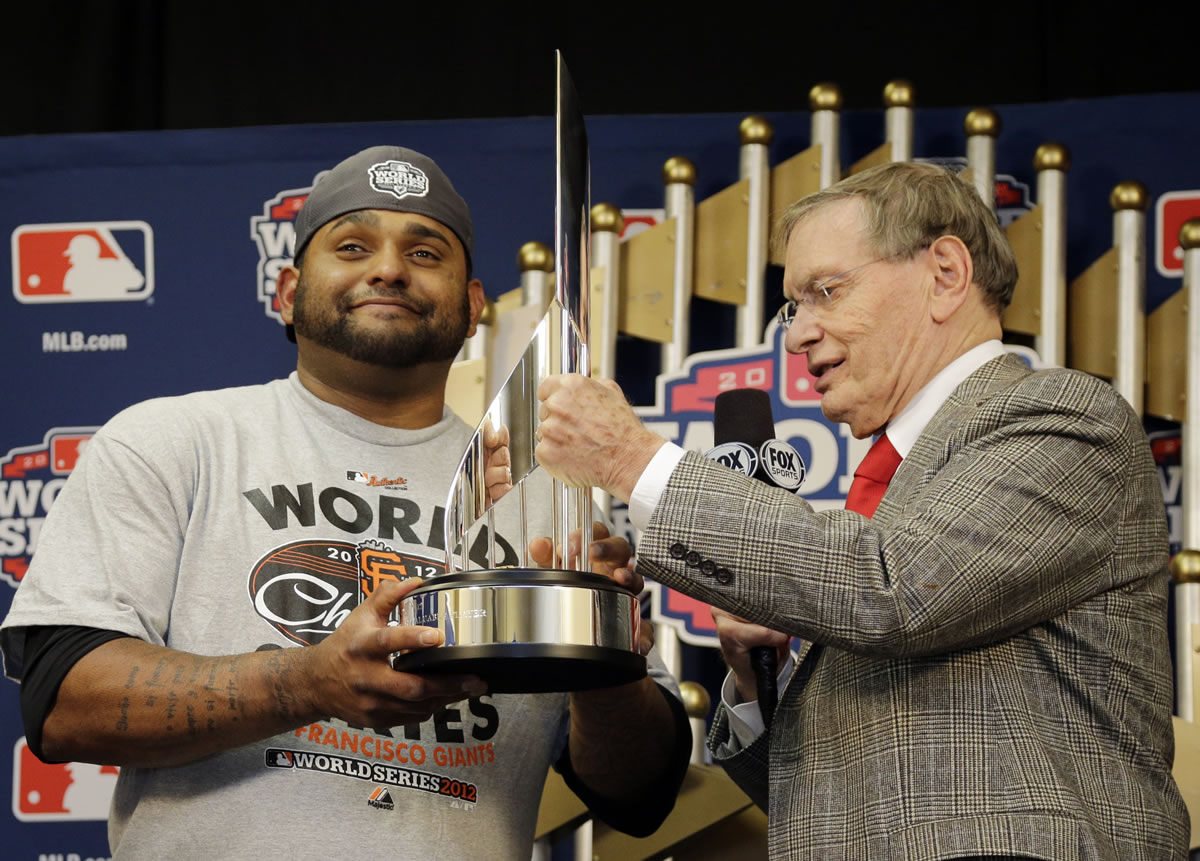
[368,160,429,200]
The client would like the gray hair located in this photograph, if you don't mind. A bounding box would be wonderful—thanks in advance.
[773,162,1019,312]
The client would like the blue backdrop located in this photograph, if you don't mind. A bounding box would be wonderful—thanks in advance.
[2,91,1197,858]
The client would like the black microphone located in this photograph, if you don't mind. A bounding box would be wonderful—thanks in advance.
[705,388,805,732]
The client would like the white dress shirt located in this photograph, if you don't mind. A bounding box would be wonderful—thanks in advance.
[628,340,1008,744]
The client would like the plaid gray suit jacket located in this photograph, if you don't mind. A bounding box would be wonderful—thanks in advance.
[637,354,1189,859]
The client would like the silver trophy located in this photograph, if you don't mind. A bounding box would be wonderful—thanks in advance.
[392,54,645,693]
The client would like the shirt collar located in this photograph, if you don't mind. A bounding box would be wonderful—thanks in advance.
[884,340,1007,457]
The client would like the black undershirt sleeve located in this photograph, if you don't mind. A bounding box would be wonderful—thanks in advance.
[17,625,132,762]
[555,681,693,837]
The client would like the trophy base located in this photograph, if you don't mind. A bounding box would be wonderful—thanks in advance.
[393,568,646,694]
[394,644,645,693]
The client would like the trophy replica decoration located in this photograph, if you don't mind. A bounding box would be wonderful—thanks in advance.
[392,53,646,693]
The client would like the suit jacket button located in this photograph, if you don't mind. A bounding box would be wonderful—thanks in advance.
[714,568,733,585]
[669,543,687,559]
[685,551,702,567]
[700,560,716,576]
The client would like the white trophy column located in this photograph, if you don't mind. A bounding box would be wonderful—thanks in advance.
[1033,143,1070,367]
[1176,220,1200,721]
[965,108,1000,211]
[590,202,624,517]
[883,80,914,163]
[1111,181,1148,415]
[809,83,841,190]
[736,115,772,348]
[656,157,697,683]
[661,157,696,374]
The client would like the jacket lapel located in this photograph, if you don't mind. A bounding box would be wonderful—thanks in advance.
[872,353,1033,526]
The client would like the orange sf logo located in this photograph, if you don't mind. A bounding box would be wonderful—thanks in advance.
[358,547,410,598]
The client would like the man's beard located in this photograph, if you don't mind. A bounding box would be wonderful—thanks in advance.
[292,274,471,369]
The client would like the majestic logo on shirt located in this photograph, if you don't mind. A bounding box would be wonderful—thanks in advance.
[12,221,154,303]
[367,787,395,810]
[367,160,429,201]
[347,470,408,489]
[0,428,97,588]
[247,539,445,645]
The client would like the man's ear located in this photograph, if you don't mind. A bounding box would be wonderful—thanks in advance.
[277,265,300,325]
[465,279,486,338]
[928,235,973,324]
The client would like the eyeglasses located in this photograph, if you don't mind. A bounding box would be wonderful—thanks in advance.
[776,257,892,328]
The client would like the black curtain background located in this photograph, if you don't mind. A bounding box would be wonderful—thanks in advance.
[4,1,1198,137]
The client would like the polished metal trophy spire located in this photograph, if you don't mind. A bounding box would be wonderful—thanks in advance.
[392,53,645,693]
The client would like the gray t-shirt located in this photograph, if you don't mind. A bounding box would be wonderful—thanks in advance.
[2,374,676,859]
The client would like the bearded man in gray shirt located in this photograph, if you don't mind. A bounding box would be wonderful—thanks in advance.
[1,146,690,859]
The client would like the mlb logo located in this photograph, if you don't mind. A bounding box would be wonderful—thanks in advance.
[266,750,295,768]
[12,221,154,303]
[1155,191,1200,278]
[11,738,118,822]
[50,433,92,475]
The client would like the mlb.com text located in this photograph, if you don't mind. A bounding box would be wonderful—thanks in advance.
[42,332,128,353]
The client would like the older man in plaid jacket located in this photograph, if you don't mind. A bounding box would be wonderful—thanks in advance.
[536,162,1189,859]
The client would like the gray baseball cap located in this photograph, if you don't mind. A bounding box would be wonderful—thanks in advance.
[285,146,474,343]
[293,145,474,266]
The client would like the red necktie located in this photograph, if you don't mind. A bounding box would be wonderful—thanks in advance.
[844,433,901,518]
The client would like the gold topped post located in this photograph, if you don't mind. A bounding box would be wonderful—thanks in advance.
[590,202,624,234]
[1035,143,1070,367]
[884,79,914,162]
[964,108,1000,210]
[1179,221,1200,720]
[738,115,773,147]
[517,240,555,311]
[679,681,712,765]
[663,156,697,187]
[658,156,700,683]
[589,203,624,519]
[809,83,842,188]
[518,240,554,272]
[738,115,774,348]
[1111,181,1148,415]
[589,202,623,384]
[663,156,697,375]
[1174,550,1200,585]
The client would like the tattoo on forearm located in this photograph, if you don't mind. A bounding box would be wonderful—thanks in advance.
[165,690,179,732]
[99,649,302,749]
[145,657,168,689]
[263,652,301,721]
[116,696,130,732]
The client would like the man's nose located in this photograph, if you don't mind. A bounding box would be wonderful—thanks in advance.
[783,306,822,354]
[368,246,408,285]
